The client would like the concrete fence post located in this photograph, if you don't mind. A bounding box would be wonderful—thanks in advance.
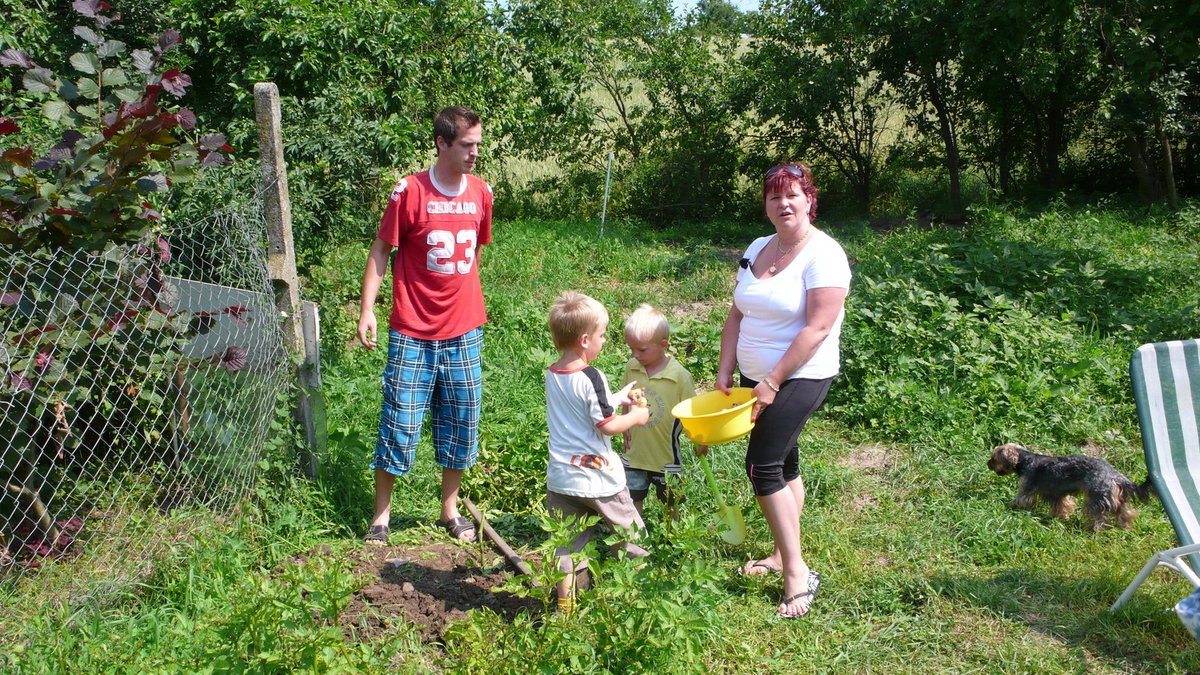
[253,81,323,478]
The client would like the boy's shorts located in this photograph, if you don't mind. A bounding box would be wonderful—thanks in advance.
[546,489,649,558]
[372,327,482,476]
[625,469,685,507]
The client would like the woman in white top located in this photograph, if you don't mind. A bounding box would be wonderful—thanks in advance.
[714,162,851,619]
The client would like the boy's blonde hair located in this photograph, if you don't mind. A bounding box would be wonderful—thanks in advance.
[624,303,670,343]
[548,291,609,352]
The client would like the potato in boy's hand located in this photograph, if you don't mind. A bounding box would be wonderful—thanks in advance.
[629,388,648,408]
[614,381,639,407]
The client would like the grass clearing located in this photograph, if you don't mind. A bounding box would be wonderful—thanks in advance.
[3,201,1199,671]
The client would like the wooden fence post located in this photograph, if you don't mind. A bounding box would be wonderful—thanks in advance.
[254,81,322,478]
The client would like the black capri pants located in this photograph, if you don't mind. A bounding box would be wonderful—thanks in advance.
[741,375,833,497]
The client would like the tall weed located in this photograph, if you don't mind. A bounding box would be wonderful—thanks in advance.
[446,510,730,672]
[832,201,1199,454]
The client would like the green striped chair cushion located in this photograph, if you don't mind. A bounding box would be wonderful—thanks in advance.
[1131,340,1200,571]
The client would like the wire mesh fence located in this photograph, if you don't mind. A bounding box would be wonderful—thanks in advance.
[0,191,290,603]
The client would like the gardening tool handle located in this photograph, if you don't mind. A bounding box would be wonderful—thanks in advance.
[698,454,725,505]
[463,497,542,587]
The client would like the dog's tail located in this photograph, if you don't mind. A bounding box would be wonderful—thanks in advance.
[1120,477,1156,503]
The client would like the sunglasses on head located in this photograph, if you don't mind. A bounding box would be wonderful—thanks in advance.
[766,164,804,180]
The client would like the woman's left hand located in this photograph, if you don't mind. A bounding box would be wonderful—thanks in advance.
[751,381,776,421]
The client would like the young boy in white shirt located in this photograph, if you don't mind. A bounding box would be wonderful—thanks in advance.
[545,292,651,612]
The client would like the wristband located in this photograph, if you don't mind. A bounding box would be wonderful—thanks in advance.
[764,377,780,393]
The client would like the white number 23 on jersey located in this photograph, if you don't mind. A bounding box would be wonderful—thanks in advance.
[426,229,477,275]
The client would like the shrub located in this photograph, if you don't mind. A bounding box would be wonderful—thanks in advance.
[0,0,232,558]
[0,0,228,252]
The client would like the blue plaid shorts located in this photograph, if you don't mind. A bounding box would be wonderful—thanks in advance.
[372,327,483,475]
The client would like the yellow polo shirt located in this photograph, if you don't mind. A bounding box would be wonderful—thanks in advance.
[621,356,697,474]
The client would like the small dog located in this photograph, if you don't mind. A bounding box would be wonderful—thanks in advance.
[987,443,1154,530]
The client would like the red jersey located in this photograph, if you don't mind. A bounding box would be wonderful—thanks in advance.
[376,169,493,340]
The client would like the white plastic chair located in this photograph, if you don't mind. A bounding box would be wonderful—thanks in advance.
[1111,339,1200,611]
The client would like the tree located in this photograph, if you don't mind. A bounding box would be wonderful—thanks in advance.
[692,0,745,36]
[742,0,899,211]
[951,0,1104,194]
[862,0,970,217]
[1086,0,1199,208]
[505,0,655,169]
[632,21,747,219]
[165,0,531,252]
[507,0,746,221]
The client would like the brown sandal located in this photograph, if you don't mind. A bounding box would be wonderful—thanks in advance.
[436,516,478,543]
[363,524,390,546]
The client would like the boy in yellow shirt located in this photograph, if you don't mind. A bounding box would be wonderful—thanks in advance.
[620,304,705,520]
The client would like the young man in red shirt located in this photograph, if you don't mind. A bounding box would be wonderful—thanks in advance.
[357,106,493,545]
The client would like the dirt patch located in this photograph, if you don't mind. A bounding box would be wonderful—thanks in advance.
[338,540,541,644]
[715,247,744,264]
[849,494,878,513]
[669,301,723,323]
[838,445,895,474]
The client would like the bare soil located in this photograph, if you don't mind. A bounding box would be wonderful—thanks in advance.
[337,539,541,644]
[668,300,724,323]
[838,444,895,474]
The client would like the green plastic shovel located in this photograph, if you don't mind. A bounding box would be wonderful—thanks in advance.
[698,454,747,545]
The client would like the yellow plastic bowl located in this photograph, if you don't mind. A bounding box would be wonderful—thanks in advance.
[671,387,757,445]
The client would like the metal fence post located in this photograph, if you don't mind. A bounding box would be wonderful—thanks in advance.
[253,82,322,478]
[600,151,613,237]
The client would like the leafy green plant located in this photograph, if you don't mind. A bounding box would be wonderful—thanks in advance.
[450,509,728,672]
[827,201,1200,451]
[0,0,228,252]
[0,1,233,560]
[202,552,360,671]
[490,505,593,613]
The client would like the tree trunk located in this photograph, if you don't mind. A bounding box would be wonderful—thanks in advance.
[1042,63,1071,189]
[854,179,871,212]
[1043,103,1065,189]
[924,71,962,217]
[1182,127,1199,189]
[1157,121,1179,210]
[998,128,1012,196]
[855,156,872,212]
[1127,131,1159,202]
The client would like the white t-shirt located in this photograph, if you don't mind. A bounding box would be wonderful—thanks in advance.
[545,365,627,498]
[733,230,851,381]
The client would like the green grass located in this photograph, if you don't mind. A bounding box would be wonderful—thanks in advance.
[3,201,1199,672]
